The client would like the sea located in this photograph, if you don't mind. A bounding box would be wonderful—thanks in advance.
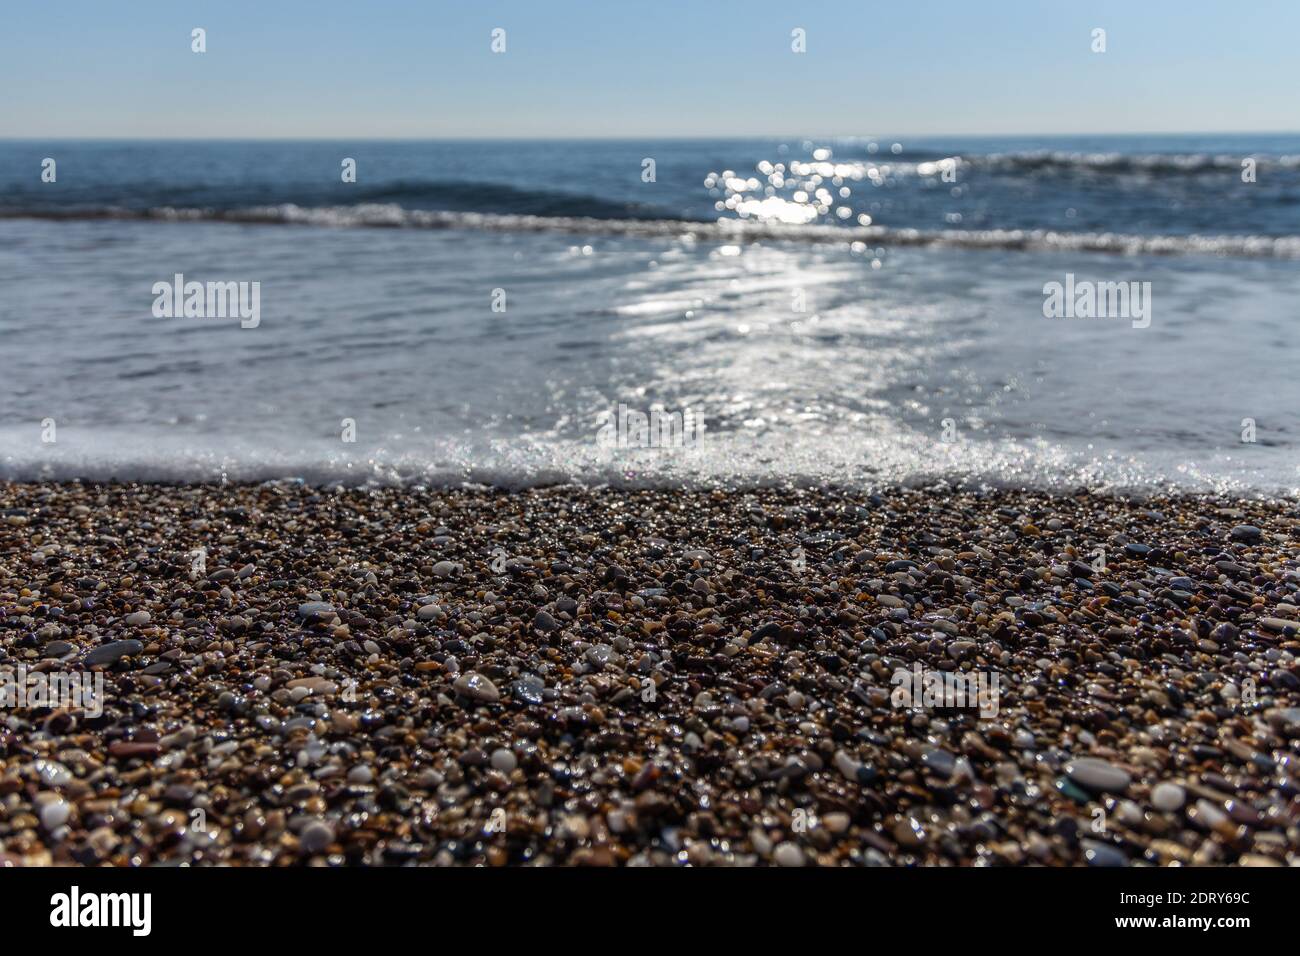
[1,134,1298,494]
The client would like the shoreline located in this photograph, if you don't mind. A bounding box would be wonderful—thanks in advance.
[2,481,1297,865]
[4,475,1299,500]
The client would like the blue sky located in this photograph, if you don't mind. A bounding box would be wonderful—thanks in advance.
[3,0,1297,138]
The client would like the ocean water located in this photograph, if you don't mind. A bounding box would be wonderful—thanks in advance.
[2,135,1299,494]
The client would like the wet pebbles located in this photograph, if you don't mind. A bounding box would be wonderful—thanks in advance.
[0,481,1298,866]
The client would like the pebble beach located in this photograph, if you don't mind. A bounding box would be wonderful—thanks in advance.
[2,480,1298,867]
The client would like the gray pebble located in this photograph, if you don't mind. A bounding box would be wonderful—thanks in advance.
[84,639,144,667]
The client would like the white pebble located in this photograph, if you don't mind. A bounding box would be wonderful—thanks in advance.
[40,799,71,830]
[299,819,334,854]
[773,842,804,866]
[1151,782,1185,812]
[490,748,517,773]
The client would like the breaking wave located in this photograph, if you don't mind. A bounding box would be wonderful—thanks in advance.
[5,203,1300,259]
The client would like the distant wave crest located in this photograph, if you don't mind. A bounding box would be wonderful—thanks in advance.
[5,203,1300,259]
[968,150,1300,175]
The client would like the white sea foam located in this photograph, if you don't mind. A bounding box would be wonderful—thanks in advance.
[3,424,1293,497]
[6,203,1300,259]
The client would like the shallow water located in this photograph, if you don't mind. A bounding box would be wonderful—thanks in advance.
[2,136,1298,493]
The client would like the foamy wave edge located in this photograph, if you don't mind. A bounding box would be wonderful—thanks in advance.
[2,447,1294,500]
[6,204,1300,260]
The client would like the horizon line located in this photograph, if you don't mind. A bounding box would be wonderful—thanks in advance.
[3,130,1299,143]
